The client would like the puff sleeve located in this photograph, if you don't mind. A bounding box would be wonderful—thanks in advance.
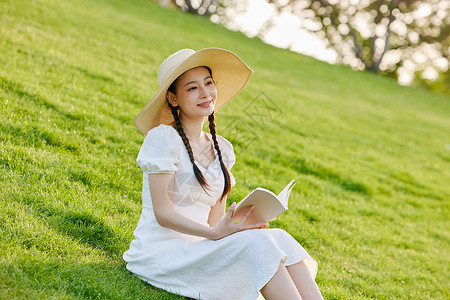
[217,135,236,186]
[136,125,181,174]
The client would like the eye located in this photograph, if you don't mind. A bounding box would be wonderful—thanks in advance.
[206,80,214,85]
[187,86,197,91]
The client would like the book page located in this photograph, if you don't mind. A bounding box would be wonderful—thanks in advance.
[277,179,296,209]
[234,188,286,222]
[233,179,297,222]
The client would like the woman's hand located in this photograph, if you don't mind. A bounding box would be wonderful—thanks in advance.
[210,203,269,240]
[232,205,268,226]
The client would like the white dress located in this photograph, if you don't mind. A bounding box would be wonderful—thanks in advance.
[123,124,318,300]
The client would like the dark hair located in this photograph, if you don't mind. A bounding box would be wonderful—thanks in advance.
[167,67,232,202]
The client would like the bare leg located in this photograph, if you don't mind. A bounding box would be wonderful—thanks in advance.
[286,261,323,300]
[260,261,302,300]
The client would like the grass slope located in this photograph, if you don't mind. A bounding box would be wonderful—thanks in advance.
[1,0,449,298]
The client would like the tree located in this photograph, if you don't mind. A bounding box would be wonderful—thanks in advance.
[263,0,449,90]
[208,0,448,92]
[171,0,219,16]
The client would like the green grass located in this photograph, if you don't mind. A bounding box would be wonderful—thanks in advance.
[1,0,449,298]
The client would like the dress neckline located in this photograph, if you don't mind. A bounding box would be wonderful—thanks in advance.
[162,124,219,170]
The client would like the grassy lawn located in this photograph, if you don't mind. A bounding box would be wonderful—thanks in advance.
[1,0,449,298]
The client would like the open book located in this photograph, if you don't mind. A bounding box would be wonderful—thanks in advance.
[232,179,297,223]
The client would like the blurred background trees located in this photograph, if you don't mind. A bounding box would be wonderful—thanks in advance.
[169,0,219,15]
[169,0,449,95]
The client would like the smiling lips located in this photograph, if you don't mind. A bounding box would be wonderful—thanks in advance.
[197,100,213,108]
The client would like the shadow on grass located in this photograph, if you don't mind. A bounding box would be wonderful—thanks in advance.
[0,260,190,300]
[0,76,85,122]
[389,171,445,201]
[1,123,81,154]
[72,65,116,84]
[280,155,373,195]
[15,191,123,259]
[52,210,121,256]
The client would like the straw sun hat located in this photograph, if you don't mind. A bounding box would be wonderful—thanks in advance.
[134,48,253,134]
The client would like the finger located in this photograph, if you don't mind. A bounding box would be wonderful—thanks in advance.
[225,202,236,219]
[228,202,236,213]
[245,222,269,230]
[258,222,269,229]
[239,206,254,224]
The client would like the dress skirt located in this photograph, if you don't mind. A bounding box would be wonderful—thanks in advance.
[125,228,317,300]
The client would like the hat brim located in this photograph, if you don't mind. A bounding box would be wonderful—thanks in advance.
[134,48,253,135]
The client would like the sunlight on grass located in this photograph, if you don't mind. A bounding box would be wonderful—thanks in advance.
[1,0,449,299]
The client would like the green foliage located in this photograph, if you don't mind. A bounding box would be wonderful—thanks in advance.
[414,70,450,96]
[1,0,449,299]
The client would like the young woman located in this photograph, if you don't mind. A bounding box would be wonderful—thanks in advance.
[123,48,323,300]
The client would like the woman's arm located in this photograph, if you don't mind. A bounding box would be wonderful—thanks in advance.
[207,197,226,228]
[149,173,267,240]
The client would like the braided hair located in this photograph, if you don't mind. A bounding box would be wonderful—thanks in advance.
[167,67,232,201]
[208,112,232,201]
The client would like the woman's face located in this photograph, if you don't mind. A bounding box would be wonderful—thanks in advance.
[167,67,217,120]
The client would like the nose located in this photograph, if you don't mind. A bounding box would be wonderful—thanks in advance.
[199,86,211,99]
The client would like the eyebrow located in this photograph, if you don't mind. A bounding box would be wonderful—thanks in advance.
[184,76,212,87]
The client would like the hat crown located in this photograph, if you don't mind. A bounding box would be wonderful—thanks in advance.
[157,49,196,86]
[135,48,253,135]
